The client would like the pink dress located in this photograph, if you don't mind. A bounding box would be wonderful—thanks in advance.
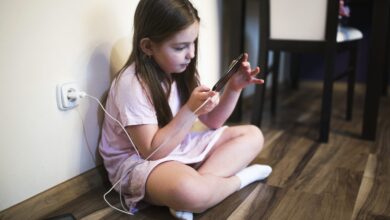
[99,64,226,212]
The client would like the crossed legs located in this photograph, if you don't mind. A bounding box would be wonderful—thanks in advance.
[145,125,265,213]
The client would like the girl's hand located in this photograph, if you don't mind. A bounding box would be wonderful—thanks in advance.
[186,86,219,115]
[227,53,264,91]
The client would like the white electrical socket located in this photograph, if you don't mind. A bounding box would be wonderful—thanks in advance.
[56,82,80,110]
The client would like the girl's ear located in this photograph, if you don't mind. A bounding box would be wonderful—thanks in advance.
[140,38,153,56]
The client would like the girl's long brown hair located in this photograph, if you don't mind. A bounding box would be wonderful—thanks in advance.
[117,0,200,127]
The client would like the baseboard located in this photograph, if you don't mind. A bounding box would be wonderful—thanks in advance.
[0,166,109,220]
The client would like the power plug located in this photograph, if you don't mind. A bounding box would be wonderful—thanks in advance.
[56,82,84,110]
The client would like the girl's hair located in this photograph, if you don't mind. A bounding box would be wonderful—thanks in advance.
[118,0,200,127]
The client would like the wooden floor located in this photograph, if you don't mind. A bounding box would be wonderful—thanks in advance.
[44,81,390,220]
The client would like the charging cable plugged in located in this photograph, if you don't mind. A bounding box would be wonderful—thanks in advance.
[56,82,85,110]
[55,81,214,215]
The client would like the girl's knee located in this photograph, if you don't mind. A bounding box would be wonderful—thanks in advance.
[248,125,264,144]
[243,125,264,148]
[225,125,264,153]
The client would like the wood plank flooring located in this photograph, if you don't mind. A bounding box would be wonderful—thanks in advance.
[43,81,390,220]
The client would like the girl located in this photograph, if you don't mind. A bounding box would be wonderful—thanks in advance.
[99,0,272,219]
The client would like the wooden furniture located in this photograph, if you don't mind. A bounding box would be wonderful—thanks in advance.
[251,0,363,142]
[362,0,390,140]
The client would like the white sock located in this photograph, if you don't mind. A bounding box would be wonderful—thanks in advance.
[235,164,272,189]
[169,208,193,220]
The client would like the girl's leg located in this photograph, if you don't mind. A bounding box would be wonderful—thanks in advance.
[145,161,240,213]
[145,125,267,213]
[198,125,264,177]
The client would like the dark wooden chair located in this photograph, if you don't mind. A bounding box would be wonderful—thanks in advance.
[250,0,363,142]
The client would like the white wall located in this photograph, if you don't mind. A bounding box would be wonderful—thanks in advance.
[193,1,221,87]
[0,0,221,211]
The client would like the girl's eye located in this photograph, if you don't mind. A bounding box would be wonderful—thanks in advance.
[174,46,186,51]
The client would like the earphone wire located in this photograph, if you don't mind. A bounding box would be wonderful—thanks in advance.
[85,94,141,158]
[82,92,211,215]
[84,94,137,215]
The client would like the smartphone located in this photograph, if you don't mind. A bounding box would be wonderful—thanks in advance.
[212,53,245,92]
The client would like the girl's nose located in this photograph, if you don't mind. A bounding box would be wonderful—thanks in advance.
[186,43,195,59]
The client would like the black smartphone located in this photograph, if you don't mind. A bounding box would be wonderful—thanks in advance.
[212,53,245,92]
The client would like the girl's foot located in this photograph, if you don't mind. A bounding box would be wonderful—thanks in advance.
[235,164,272,189]
[169,208,193,220]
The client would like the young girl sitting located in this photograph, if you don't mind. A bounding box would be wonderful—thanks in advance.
[99,0,272,219]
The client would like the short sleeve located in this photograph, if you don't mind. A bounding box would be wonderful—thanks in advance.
[113,70,158,126]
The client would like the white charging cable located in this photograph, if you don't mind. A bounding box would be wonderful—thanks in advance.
[70,90,214,215]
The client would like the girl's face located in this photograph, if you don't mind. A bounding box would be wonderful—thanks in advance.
[151,22,199,74]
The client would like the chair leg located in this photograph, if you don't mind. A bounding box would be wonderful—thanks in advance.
[382,33,390,96]
[319,48,336,143]
[271,51,280,116]
[346,43,357,120]
[290,53,301,90]
[251,80,267,126]
[251,49,269,126]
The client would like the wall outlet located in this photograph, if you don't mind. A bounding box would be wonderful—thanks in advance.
[56,82,80,110]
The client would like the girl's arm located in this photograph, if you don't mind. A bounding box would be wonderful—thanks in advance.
[125,86,214,160]
[199,53,263,128]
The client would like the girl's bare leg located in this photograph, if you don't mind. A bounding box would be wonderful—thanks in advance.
[145,161,240,213]
[145,125,265,213]
[198,125,264,177]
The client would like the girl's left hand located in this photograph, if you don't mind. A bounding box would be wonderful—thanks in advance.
[227,53,264,91]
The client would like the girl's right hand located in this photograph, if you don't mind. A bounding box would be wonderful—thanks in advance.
[186,86,218,115]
